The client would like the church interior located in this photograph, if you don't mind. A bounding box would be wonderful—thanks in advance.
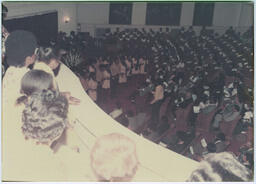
[1,1,254,182]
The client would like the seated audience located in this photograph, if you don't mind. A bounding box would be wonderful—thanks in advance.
[168,129,195,154]
[210,108,223,132]
[143,116,171,142]
[206,142,217,153]
[2,23,253,181]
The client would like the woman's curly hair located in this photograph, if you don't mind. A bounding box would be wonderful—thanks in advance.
[22,89,69,144]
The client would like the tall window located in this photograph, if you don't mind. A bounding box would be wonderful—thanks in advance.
[193,3,214,26]
[109,3,132,25]
[146,3,182,26]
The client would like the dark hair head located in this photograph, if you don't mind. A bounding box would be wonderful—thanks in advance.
[88,57,96,65]
[5,30,37,67]
[207,142,217,153]
[22,89,68,144]
[187,152,253,182]
[116,101,121,109]
[20,70,54,96]
[89,72,96,80]
[37,47,59,64]
[216,132,226,141]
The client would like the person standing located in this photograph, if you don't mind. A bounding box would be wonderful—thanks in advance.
[101,66,111,103]
[139,57,147,74]
[110,59,120,98]
[125,56,132,79]
[118,60,127,84]
[150,79,164,130]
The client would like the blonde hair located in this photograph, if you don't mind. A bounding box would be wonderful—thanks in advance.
[90,133,139,181]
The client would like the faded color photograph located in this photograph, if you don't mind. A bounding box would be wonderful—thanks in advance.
[1,1,254,182]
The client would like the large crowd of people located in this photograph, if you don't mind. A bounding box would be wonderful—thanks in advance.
[55,26,253,154]
[66,26,253,171]
[1,4,253,181]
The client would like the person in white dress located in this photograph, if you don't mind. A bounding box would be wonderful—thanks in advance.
[125,56,132,78]
[118,60,127,84]
[139,57,147,74]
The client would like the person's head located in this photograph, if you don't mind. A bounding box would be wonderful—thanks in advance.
[22,89,68,146]
[20,70,54,96]
[99,64,105,72]
[187,152,253,181]
[90,133,139,181]
[115,101,121,109]
[216,132,226,141]
[207,142,217,153]
[88,57,96,65]
[89,72,96,81]
[37,47,60,70]
[114,59,119,64]
[5,30,37,67]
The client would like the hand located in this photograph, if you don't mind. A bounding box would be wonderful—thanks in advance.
[68,96,81,105]
[61,92,81,105]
